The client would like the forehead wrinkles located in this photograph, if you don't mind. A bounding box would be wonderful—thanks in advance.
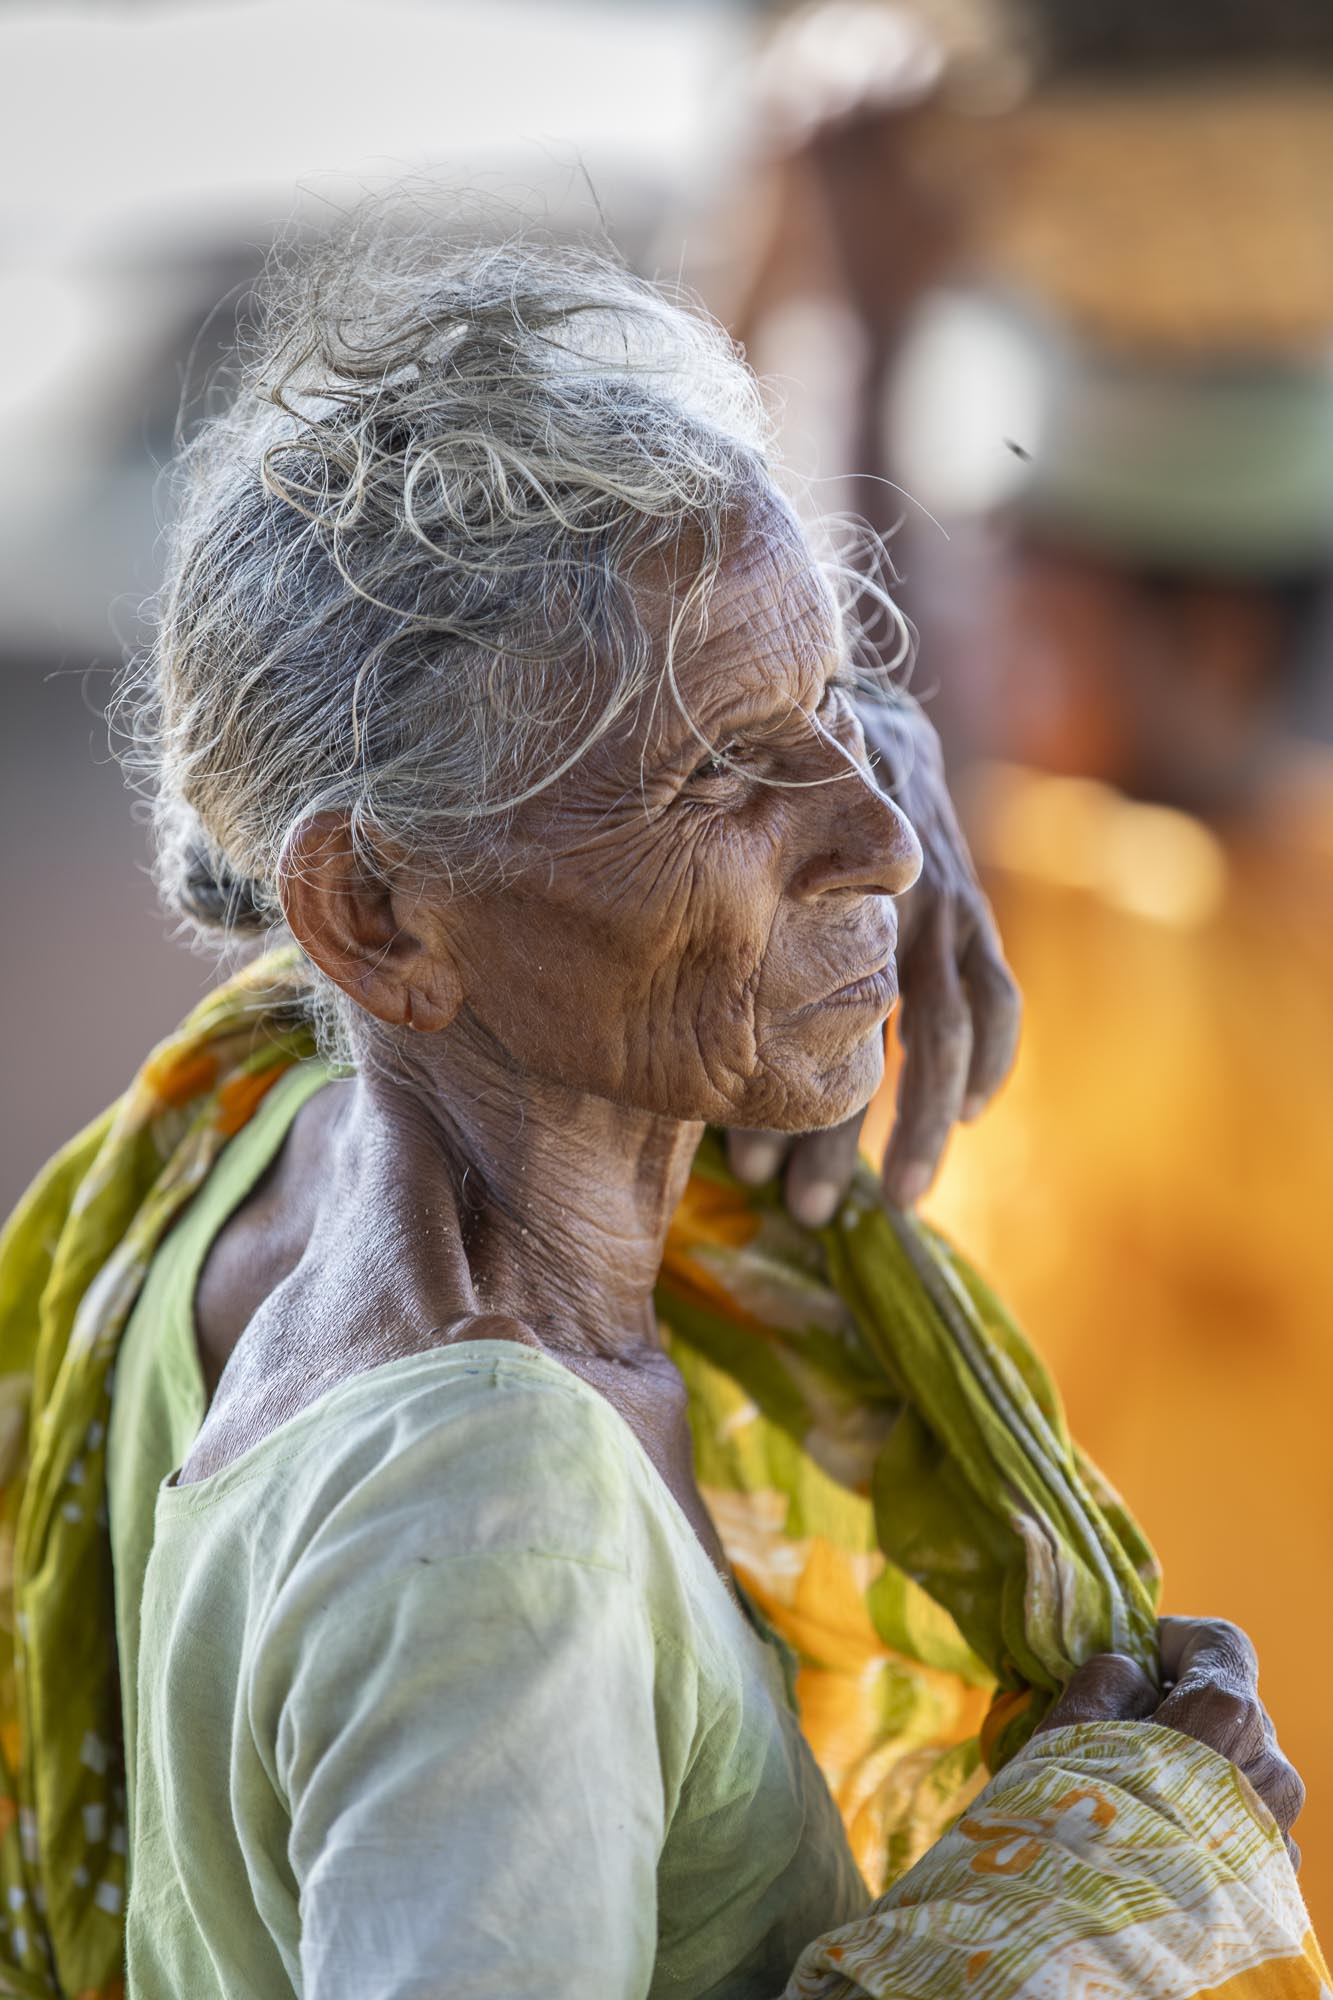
[534,508,839,822]
[648,532,839,758]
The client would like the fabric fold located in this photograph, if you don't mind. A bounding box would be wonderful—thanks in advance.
[785,1723,1327,2000]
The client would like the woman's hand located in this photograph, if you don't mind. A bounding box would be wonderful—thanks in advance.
[726,699,1021,1222]
[1037,1617,1306,1869]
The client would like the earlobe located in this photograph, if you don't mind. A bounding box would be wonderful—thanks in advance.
[398,956,464,1035]
[277,813,464,1034]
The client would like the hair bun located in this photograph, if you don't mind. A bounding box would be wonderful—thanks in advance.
[159,797,274,940]
[179,842,272,935]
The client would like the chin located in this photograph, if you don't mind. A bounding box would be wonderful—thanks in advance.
[773,1030,886,1134]
[819,1075,881,1133]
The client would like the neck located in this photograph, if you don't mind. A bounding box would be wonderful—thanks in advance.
[338,1008,705,1363]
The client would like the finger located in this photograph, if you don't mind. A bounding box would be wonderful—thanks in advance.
[1158,1616,1259,1692]
[1240,1744,1307,1839]
[1036,1654,1159,1734]
[726,1130,789,1186]
[958,923,1022,1121]
[782,1110,868,1228]
[882,902,973,1207]
[1156,1619,1260,1763]
[1156,1680,1269,1767]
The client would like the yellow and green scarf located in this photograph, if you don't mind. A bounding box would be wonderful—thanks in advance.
[0,953,1319,1998]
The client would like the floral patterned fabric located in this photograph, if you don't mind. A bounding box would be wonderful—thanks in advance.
[786,1723,1328,2000]
[0,951,1316,1997]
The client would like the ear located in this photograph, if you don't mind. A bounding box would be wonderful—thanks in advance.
[277,813,464,1033]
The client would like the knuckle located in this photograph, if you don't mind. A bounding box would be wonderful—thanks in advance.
[1175,1682,1257,1756]
[1162,1613,1260,1690]
[1207,1617,1260,1674]
[1049,1653,1153,1725]
[1085,1651,1143,1690]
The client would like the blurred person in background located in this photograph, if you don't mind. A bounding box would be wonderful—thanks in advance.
[712,0,1333,1933]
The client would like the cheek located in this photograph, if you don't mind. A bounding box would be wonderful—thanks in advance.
[649,810,783,983]
[591,805,884,1106]
[546,812,786,1092]
[553,809,779,983]
[484,794,891,1126]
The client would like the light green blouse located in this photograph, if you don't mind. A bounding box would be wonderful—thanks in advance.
[106,1065,868,1999]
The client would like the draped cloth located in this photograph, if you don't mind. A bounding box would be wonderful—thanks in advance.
[0,952,1318,1999]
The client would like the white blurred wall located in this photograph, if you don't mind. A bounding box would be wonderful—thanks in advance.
[0,0,754,1208]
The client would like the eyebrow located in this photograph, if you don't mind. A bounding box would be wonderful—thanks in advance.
[658,651,848,768]
[651,695,792,775]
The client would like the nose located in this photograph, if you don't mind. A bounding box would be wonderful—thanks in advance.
[788,725,924,902]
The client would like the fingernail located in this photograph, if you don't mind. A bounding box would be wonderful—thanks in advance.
[892,1163,931,1208]
[731,1139,784,1184]
[791,1180,840,1228]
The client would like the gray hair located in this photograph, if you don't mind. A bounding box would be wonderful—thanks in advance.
[121,208,905,1049]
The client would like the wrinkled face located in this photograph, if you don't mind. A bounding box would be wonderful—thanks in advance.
[439,490,923,1131]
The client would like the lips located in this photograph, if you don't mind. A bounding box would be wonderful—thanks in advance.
[822,961,898,1007]
[789,945,899,1019]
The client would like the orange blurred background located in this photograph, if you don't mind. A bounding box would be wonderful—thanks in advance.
[4,0,1331,1935]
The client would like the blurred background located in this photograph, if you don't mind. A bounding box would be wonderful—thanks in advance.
[3,0,1331,1927]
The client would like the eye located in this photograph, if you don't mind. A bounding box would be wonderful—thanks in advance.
[687,738,746,786]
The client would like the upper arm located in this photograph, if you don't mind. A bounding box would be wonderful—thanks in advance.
[253,1399,684,2000]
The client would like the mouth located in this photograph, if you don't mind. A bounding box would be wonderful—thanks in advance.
[789,949,899,1019]
[819,960,898,1011]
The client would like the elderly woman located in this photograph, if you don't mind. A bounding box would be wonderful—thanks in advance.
[0,226,1309,2000]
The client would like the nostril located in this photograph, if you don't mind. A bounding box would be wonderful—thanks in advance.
[791,764,924,899]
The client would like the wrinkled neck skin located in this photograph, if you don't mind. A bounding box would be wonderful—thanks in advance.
[330,1007,705,1366]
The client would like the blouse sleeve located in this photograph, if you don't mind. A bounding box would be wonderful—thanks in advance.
[260,1483,676,1999]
